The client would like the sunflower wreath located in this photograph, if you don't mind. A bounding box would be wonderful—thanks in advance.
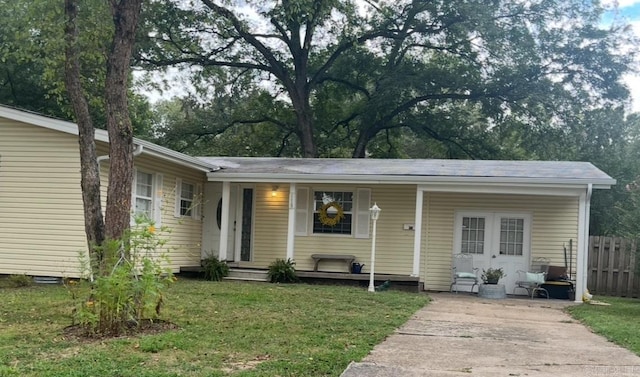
[318,201,345,226]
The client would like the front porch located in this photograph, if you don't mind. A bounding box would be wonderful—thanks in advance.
[296,271,420,292]
[180,266,420,291]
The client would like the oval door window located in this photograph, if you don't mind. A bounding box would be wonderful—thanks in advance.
[216,198,222,230]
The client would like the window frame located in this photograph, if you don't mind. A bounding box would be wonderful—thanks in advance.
[179,181,195,217]
[312,190,354,235]
[174,178,200,220]
[133,170,154,220]
[460,216,486,255]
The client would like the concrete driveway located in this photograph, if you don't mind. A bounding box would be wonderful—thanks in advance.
[341,293,640,377]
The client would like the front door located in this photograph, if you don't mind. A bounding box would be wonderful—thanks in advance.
[454,212,530,293]
[234,186,254,262]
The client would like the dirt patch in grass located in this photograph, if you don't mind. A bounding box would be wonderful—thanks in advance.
[62,319,179,341]
[221,354,272,373]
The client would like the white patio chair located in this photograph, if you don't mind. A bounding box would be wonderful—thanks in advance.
[450,254,479,293]
[514,257,550,299]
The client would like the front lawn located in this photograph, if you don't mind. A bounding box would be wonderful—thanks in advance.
[567,296,640,355]
[0,278,428,377]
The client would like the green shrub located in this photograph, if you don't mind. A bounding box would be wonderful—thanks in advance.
[71,216,175,336]
[267,258,297,283]
[202,254,229,281]
[8,274,32,287]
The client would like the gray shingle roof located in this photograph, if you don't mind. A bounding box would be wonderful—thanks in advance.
[198,157,614,185]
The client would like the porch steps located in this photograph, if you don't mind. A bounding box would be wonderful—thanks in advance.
[223,268,269,282]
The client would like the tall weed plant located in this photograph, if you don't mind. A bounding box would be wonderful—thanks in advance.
[70,216,175,336]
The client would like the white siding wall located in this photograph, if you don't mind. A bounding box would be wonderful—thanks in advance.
[0,118,87,277]
[423,192,579,291]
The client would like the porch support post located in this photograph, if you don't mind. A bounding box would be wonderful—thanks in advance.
[412,188,424,277]
[575,184,592,303]
[286,183,296,260]
[219,181,231,261]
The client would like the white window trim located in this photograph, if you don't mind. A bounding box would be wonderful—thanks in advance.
[294,187,309,236]
[295,188,370,238]
[132,168,163,226]
[453,211,532,257]
[354,188,371,239]
[312,190,355,236]
[174,178,201,220]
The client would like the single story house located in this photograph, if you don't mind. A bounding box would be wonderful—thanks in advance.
[0,105,615,301]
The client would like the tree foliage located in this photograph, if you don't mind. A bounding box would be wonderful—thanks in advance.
[138,0,636,158]
[0,0,154,136]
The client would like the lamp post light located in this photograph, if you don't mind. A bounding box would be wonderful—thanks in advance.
[368,203,381,293]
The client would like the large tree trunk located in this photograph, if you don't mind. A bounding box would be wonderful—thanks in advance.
[290,86,317,158]
[352,126,374,158]
[295,103,317,158]
[103,0,143,240]
[63,0,105,254]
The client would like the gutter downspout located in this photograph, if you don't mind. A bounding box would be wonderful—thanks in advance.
[96,143,144,165]
[133,144,143,158]
[575,183,592,303]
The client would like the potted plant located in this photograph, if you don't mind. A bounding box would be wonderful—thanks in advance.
[481,268,505,285]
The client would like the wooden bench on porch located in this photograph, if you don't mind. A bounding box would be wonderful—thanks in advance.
[311,253,357,273]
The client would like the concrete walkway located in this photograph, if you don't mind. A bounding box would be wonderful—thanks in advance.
[341,293,640,377]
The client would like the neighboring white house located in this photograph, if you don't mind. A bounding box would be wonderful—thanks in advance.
[0,105,615,301]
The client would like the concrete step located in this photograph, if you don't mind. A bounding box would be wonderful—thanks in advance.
[224,268,269,282]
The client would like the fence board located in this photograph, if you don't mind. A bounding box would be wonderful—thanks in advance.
[596,236,605,293]
[607,237,616,295]
[618,238,624,296]
[588,236,639,298]
[628,240,636,296]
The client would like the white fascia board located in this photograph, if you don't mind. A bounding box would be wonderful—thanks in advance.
[0,105,216,172]
[418,183,585,197]
[205,172,615,188]
[134,140,215,172]
[0,105,111,140]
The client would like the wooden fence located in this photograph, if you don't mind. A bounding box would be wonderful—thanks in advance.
[588,236,639,297]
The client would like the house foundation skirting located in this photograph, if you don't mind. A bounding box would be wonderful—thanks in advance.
[296,271,420,292]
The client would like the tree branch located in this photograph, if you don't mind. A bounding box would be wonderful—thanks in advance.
[276,130,295,156]
[310,29,391,86]
[201,0,293,88]
[315,76,371,98]
[139,55,272,72]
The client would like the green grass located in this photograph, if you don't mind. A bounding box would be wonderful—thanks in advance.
[0,278,428,377]
[567,296,640,355]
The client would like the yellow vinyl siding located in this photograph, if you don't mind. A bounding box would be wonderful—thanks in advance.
[152,155,204,270]
[110,154,206,272]
[424,192,579,291]
[0,118,87,277]
[293,184,416,274]
[235,184,289,268]
[0,119,207,277]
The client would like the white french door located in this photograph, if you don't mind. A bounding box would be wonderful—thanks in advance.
[454,212,531,293]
